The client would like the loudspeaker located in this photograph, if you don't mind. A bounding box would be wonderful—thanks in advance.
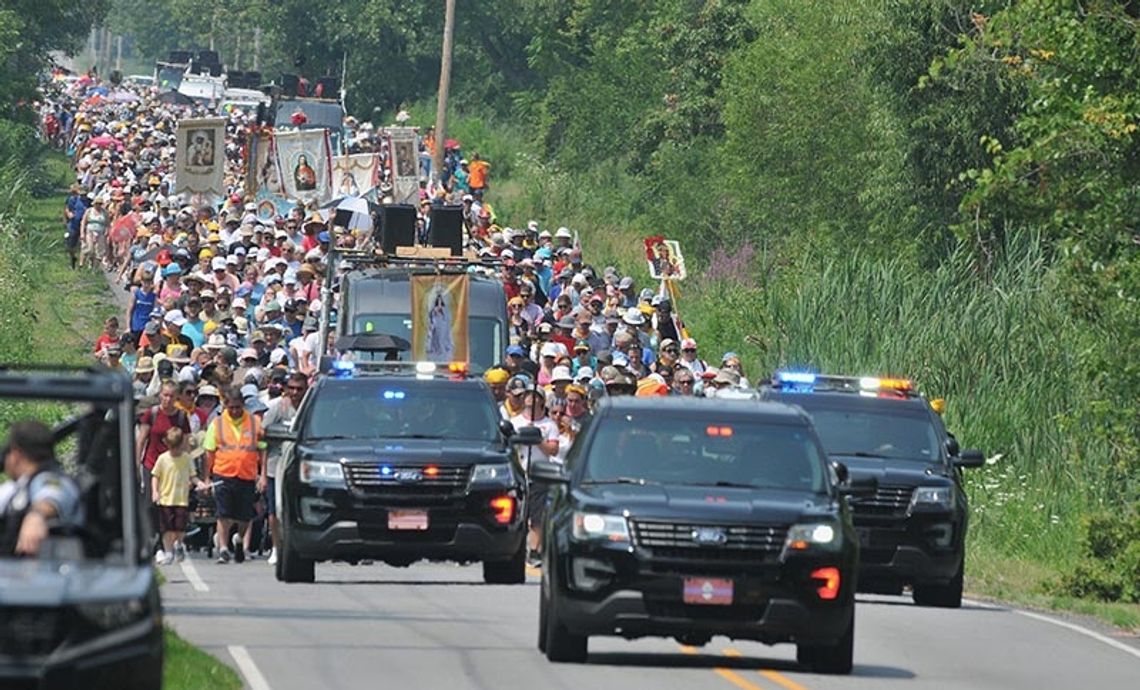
[315,77,340,98]
[429,206,464,256]
[197,50,220,65]
[169,51,193,64]
[281,74,300,98]
[208,63,223,77]
[380,205,417,254]
[245,71,262,88]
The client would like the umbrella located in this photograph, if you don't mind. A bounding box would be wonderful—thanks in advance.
[336,333,411,353]
[109,90,140,103]
[320,196,376,232]
[444,138,460,149]
[110,212,140,243]
[86,86,109,97]
[87,134,120,150]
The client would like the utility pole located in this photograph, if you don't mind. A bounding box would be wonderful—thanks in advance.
[432,0,457,186]
[253,27,261,71]
[115,36,123,72]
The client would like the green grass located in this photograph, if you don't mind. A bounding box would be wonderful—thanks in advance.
[164,628,243,690]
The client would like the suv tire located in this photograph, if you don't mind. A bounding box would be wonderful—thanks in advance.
[796,615,853,674]
[913,560,963,608]
[543,567,587,663]
[276,529,315,584]
[483,540,526,584]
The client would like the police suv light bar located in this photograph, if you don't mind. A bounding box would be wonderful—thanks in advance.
[772,371,915,396]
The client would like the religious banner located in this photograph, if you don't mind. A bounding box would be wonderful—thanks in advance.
[332,153,379,198]
[410,274,470,364]
[254,188,296,222]
[644,235,687,281]
[248,131,285,198]
[274,129,333,204]
[174,117,225,199]
[386,127,420,205]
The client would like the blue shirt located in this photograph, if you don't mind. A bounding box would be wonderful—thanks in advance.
[66,195,88,232]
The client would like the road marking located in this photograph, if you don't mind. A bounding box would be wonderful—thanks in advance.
[228,645,272,690]
[724,648,811,690]
[680,645,769,690]
[1010,608,1140,662]
[180,558,209,592]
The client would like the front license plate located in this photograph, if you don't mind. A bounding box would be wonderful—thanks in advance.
[683,578,734,605]
[388,509,429,531]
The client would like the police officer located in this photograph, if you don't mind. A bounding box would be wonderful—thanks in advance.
[0,420,83,556]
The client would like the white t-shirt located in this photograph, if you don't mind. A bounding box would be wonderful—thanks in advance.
[509,414,559,470]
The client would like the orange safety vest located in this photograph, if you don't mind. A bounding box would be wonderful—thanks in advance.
[211,412,262,481]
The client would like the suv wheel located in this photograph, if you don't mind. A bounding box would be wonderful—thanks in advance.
[482,540,526,584]
[913,559,963,608]
[543,564,587,663]
[537,580,549,652]
[276,529,315,584]
[796,614,853,674]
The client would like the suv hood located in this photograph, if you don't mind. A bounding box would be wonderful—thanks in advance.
[301,438,509,465]
[573,484,834,524]
[832,454,954,487]
[0,559,154,606]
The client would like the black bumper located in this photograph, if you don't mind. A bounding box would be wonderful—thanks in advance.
[557,588,852,645]
[291,519,524,562]
[0,618,163,690]
[855,516,963,585]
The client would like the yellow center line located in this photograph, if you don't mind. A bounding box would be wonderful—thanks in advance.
[680,645,769,690]
[723,648,812,690]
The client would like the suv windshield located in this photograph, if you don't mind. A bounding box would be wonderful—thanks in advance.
[580,413,826,492]
[800,407,940,461]
[304,379,500,442]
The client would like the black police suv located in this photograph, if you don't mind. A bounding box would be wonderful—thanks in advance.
[761,373,985,608]
[271,363,536,584]
[530,397,868,673]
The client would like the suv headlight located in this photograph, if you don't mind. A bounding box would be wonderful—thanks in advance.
[300,460,346,488]
[77,598,147,630]
[572,512,630,543]
[909,485,955,512]
[470,463,513,485]
[785,522,840,552]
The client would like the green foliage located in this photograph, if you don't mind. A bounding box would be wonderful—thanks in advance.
[1054,511,1140,603]
[0,0,108,110]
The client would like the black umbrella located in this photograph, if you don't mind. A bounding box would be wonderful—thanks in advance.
[336,333,411,353]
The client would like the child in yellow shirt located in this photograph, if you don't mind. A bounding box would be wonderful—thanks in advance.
[151,427,203,565]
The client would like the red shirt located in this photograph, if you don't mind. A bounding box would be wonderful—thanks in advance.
[93,333,118,355]
[139,406,191,470]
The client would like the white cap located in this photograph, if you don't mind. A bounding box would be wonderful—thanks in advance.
[576,367,594,381]
[163,309,187,327]
[550,366,573,383]
[232,297,248,309]
[540,343,560,358]
[211,257,227,271]
[555,227,572,239]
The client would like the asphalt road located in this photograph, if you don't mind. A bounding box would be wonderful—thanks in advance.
[161,553,1140,690]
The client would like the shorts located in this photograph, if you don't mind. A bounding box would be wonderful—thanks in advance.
[213,475,256,522]
[158,505,189,533]
[527,482,549,527]
[265,477,276,517]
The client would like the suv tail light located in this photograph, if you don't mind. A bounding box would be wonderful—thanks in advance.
[811,567,841,600]
[490,496,515,524]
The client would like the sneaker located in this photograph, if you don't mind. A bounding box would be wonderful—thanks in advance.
[527,549,542,569]
[162,552,175,566]
[216,549,231,564]
[232,532,245,564]
[267,547,278,566]
[175,543,186,563]
[154,549,167,565]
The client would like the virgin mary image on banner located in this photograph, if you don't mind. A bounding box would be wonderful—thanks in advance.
[411,275,470,363]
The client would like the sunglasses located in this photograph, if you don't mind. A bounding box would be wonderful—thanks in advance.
[682,348,697,353]
[676,379,694,386]
[663,347,679,354]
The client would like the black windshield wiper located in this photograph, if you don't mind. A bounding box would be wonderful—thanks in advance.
[831,451,890,459]
[688,481,765,490]
[582,477,660,486]
[399,434,445,440]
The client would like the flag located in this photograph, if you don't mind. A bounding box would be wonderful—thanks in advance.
[274,129,333,204]
[174,117,226,199]
[410,274,470,364]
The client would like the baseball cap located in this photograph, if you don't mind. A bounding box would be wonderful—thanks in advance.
[506,344,526,358]
[576,367,594,381]
[550,366,573,383]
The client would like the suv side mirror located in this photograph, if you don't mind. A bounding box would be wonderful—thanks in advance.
[954,449,985,468]
[265,422,296,443]
[499,419,516,438]
[508,426,543,446]
[529,459,569,484]
[832,461,849,484]
[944,436,960,457]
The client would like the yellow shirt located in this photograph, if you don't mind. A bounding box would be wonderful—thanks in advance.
[153,450,194,507]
